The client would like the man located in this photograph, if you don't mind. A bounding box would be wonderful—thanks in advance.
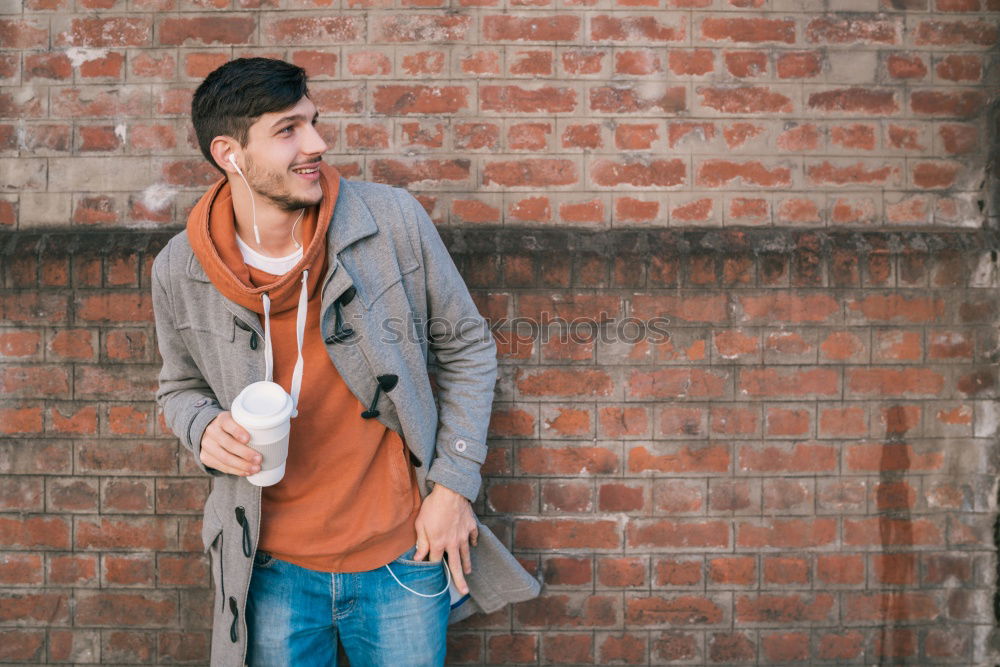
[151,58,539,666]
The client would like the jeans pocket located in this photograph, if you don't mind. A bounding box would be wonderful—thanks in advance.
[393,545,444,568]
[253,550,275,569]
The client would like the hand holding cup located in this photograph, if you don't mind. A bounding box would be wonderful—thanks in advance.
[199,412,261,477]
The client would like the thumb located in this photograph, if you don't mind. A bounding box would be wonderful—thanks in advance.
[413,526,430,562]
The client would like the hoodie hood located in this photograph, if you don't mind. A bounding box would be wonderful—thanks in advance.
[186,161,341,315]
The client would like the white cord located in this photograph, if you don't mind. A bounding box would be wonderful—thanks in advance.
[383,557,451,598]
[232,156,305,251]
[290,209,304,250]
[289,270,308,418]
[233,160,260,247]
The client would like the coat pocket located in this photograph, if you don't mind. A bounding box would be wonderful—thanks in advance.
[202,505,226,612]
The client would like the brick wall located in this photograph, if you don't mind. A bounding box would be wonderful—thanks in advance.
[1,4,997,229]
[2,228,999,664]
[3,0,1000,664]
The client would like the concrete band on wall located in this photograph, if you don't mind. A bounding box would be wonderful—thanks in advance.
[0,227,998,665]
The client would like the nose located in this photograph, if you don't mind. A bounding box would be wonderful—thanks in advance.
[304,122,329,157]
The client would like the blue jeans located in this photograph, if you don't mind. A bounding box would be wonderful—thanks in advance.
[245,545,450,666]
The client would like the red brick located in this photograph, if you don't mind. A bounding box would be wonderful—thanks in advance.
[487,634,537,664]
[628,520,728,549]
[541,406,591,436]
[74,366,158,401]
[75,517,175,550]
[75,293,152,323]
[0,365,71,398]
[738,442,836,472]
[844,593,937,621]
[762,478,812,512]
[49,405,98,435]
[515,519,620,549]
[598,557,646,587]
[762,556,809,585]
[158,16,256,46]
[0,19,48,48]
[102,630,156,663]
[446,633,481,664]
[0,515,70,549]
[0,630,45,662]
[925,627,971,659]
[0,591,69,624]
[708,632,754,662]
[105,404,150,435]
[871,552,917,585]
[75,590,177,627]
[49,629,100,663]
[483,15,580,41]
[845,442,943,472]
[158,553,208,587]
[628,444,729,474]
[0,476,43,512]
[80,52,125,79]
[516,593,619,628]
[843,517,942,546]
[598,406,649,438]
[709,557,755,585]
[653,480,704,513]
[737,518,836,548]
[105,329,149,361]
[541,633,592,664]
[922,553,973,585]
[626,595,724,626]
[761,632,809,662]
[156,478,209,514]
[0,405,44,435]
[158,631,210,664]
[518,445,618,475]
[47,478,99,512]
[652,559,701,587]
[543,556,591,586]
[600,633,646,664]
[58,17,151,47]
[0,553,43,585]
[101,478,154,513]
[487,481,535,513]
[628,368,728,399]
[598,483,645,512]
[48,553,98,585]
[764,406,810,436]
[736,593,834,623]
[102,553,155,586]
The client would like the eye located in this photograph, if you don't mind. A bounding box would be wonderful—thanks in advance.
[278,126,294,135]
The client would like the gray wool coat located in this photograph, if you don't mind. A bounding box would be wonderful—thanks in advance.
[151,177,541,666]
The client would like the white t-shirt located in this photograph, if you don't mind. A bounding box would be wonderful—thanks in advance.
[236,235,302,275]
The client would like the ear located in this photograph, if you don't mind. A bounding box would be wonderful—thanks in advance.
[209,137,241,174]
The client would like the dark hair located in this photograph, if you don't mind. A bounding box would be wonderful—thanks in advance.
[191,58,310,173]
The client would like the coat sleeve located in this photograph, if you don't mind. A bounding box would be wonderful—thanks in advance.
[151,246,222,477]
[401,190,498,502]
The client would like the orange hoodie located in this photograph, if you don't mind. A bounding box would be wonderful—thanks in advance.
[186,163,420,572]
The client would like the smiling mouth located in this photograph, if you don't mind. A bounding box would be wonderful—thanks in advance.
[291,163,320,176]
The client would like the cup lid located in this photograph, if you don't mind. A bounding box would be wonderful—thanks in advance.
[231,381,293,430]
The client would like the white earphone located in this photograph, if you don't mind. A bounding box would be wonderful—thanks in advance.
[227,152,303,251]
[228,152,261,246]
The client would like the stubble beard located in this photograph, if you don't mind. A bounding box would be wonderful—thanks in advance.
[244,153,322,213]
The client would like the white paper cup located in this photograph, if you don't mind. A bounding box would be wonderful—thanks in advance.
[230,381,293,486]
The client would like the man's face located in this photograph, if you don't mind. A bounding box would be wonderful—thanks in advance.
[239,96,328,212]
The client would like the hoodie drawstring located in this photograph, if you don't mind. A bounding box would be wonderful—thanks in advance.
[261,269,309,418]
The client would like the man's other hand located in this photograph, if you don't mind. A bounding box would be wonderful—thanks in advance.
[200,411,261,477]
[413,484,479,595]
